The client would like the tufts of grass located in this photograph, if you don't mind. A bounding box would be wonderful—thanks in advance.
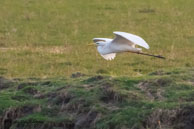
[0,68,194,128]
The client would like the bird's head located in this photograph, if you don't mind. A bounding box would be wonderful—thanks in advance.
[95,41,106,46]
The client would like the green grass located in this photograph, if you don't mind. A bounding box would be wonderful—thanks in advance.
[0,68,194,128]
[1,1,194,128]
[0,0,194,78]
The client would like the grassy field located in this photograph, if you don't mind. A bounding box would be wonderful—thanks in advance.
[0,0,194,78]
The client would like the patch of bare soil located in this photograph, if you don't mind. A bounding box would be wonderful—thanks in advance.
[149,70,171,76]
[71,72,85,78]
[22,87,38,95]
[53,92,73,106]
[17,82,38,90]
[144,106,194,129]
[0,77,13,90]
[74,110,100,129]
[86,75,104,82]
[100,83,125,104]
[137,78,172,101]
[0,105,41,129]
[36,90,99,129]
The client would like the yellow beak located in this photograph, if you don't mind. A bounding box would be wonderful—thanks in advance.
[87,43,95,46]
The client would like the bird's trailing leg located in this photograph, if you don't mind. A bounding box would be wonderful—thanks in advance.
[132,51,165,59]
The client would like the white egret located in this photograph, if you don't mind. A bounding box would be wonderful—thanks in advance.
[93,31,165,60]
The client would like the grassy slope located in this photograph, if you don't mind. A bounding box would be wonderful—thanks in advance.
[0,68,194,129]
[0,0,194,78]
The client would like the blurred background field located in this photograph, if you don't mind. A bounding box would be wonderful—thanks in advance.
[0,0,194,78]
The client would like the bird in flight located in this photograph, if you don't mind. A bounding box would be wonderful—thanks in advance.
[93,31,165,60]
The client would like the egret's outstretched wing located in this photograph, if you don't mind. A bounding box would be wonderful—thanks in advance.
[112,32,149,49]
[100,53,116,60]
[93,38,112,43]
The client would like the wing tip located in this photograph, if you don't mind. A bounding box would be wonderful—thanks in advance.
[113,31,122,35]
[145,45,150,49]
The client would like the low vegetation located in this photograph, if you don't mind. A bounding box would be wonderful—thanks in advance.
[0,68,194,129]
[1,0,194,128]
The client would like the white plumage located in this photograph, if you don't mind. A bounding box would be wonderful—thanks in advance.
[93,31,150,60]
